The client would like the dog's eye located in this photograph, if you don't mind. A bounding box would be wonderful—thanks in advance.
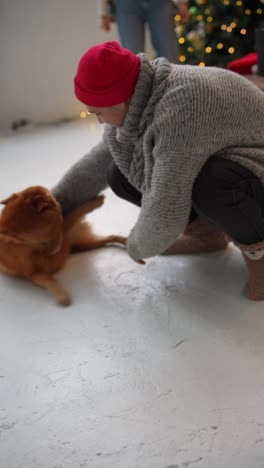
[40,240,50,246]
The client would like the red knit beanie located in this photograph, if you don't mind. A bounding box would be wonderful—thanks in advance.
[74,41,141,107]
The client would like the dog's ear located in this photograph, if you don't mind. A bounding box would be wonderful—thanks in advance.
[0,193,18,205]
[31,195,52,213]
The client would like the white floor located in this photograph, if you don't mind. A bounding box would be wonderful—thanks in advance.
[1,119,264,468]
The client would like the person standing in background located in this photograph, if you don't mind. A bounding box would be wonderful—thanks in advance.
[97,0,189,63]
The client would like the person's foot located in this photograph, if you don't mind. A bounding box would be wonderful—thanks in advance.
[235,240,264,300]
[162,217,229,255]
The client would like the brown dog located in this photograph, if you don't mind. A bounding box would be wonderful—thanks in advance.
[0,186,126,305]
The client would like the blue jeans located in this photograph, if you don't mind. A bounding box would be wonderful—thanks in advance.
[115,0,178,63]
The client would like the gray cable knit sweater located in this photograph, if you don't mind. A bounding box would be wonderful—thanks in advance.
[53,54,264,260]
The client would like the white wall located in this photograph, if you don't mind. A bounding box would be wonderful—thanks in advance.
[0,0,154,130]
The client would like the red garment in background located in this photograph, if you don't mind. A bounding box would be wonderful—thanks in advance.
[227,52,258,75]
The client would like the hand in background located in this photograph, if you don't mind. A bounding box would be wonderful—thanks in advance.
[179,2,190,22]
[99,15,111,32]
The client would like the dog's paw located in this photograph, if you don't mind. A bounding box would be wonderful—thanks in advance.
[115,236,127,246]
[57,294,71,306]
[94,194,105,208]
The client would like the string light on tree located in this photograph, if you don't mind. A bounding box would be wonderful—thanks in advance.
[179,55,187,62]
[178,37,185,44]
[174,14,181,23]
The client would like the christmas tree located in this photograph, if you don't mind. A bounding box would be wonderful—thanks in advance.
[175,0,264,68]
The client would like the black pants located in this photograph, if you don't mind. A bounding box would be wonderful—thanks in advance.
[107,157,264,245]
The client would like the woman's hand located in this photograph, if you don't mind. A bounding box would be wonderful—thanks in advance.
[179,2,190,22]
[134,258,146,265]
[99,15,111,32]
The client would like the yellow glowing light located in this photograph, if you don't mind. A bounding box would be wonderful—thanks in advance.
[207,16,213,22]
[205,46,212,53]
[217,43,224,49]
[196,15,203,21]
[178,37,185,44]
[179,55,186,63]
[205,8,210,14]
[221,24,227,30]
[223,0,230,5]
[240,28,247,35]
[199,62,206,67]
[231,22,237,28]
[188,47,194,52]
[228,47,235,54]
[245,9,251,15]
[80,111,87,119]
[236,0,242,5]
[227,26,233,32]
[174,14,181,22]
[256,8,263,14]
